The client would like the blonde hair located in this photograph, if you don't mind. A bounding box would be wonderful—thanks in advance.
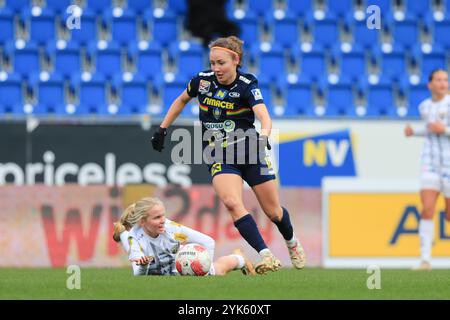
[117,197,165,229]
[209,36,244,68]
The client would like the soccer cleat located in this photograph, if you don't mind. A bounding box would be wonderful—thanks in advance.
[112,222,126,242]
[287,240,306,269]
[254,251,282,275]
[412,261,432,271]
[233,248,256,276]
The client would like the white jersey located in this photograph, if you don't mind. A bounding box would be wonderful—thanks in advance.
[418,95,450,171]
[128,218,215,276]
[415,94,450,196]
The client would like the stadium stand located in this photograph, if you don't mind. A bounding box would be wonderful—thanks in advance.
[0,0,448,118]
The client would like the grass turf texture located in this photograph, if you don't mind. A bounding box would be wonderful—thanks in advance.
[1,268,449,300]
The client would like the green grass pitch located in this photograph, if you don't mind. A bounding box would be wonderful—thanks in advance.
[1,268,449,300]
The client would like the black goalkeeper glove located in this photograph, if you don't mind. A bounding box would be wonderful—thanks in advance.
[151,127,167,152]
[259,135,271,151]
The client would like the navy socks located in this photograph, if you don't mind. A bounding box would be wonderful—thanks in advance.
[234,214,268,252]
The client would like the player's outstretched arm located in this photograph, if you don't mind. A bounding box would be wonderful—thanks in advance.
[151,90,192,152]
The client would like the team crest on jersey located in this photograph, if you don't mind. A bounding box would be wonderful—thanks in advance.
[213,107,222,119]
[251,89,263,100]
[214,89,228,100]
[199,80,211,94]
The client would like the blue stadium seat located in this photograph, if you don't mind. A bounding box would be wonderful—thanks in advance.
[127,0,153,12]
[387,14,419,50]
[364,0,391,13]
[333,44,366,83]
[72,73,107,114]
[47,41,81,79]
[432,18,450,49]
[106,9,138,46]
[346,14,380,49]
[232,12,259,48]
[89,41,122,78]
[361,78,396,117]
[0,8,14,45]
[5,0,30,13]
[291,44,326,82]
[23,8,56,45]
[373,45,406,82]
[266,12,300,49]
[169,41,204,79]
[128,41,163,80]
[29,73,65,114]
[446,0,450,14]
[45,0,73,14]
[65,9,97,45]
[279,77,314,116]
[167,0,187,15]
[404,0,431,19]
[0,73,23,114]
[157,75,188,109]
[86,0,112,14]
[247,0,273,17]
[5,41,41,78]
[412,45,447,79]
[401,78,428,117]
[252,43,285,82]
[145,9,178,47]
[306,12,339,49]
[286,0,312,17]
[326,0,353,18]
[113,74,149,114]
[322,78,355,116]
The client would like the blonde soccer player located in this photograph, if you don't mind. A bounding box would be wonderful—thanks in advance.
[113,197,255,276]
[404,69,450,270]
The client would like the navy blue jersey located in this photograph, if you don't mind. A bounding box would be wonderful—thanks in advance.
[186,69,265,154]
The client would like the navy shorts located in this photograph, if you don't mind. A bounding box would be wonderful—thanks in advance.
[207,157,276,187]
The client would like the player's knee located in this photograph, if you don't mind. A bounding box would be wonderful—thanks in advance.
[221,195,242,213]
[421,208,434,219]
[268,207,283,222]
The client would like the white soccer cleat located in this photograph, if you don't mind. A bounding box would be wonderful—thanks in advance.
[287,240,306,269]
[255,251,282,275]
[412,261,432,271]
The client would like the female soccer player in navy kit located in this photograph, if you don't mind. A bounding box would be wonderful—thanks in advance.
[151,36,305,274]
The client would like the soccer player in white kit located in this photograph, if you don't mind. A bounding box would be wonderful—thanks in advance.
[404,69,450,270]
[113,197,255,276]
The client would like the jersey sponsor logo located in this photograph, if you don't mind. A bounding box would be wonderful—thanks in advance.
[251,88,263,100]
[229,92,240,98]
[202,97,234,109]
[239,75,251,84]
[214,89,228,100]
[199,71,214,77]
[199,80,211,94]
[211,163,222,176]
[203,120,235,132]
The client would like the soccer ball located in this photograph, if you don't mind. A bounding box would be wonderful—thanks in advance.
[175,243,212,276]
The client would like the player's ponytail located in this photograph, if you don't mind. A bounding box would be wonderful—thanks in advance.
[125,197,165,227]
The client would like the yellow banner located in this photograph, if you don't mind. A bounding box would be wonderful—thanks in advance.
[329,193,450,257]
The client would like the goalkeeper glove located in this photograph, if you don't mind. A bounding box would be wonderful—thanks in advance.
[151,127,167,152]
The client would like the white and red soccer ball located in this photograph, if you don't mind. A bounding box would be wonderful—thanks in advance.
[175,243,211,276]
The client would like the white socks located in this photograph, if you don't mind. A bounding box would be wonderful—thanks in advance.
[231,254,245,269]
[259,248,271,257]
[120,230,130,253]
[419,219,434,263]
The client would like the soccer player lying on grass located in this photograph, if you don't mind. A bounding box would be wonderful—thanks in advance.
[113,196,255,276]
